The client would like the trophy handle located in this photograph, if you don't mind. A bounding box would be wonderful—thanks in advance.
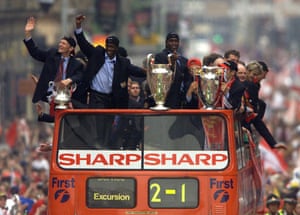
[69,83,77,93]
[146,53,154,71]
[48,81,55,89]
[46,81,57,103]
[167,53,173,66]
[167,53,175,80]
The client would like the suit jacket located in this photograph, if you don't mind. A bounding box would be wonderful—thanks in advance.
[182,76,199,109]
[74,31,146,108]
[37,113,54,123]
[154,48,189,108]
[243,81,266,119]
[226,78,245,110]
[23,38,84,103]
[243,80,260,112]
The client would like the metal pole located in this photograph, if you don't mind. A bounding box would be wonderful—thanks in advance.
[120,0,130,48]
[159,1,166,39]
[61,0,69,35]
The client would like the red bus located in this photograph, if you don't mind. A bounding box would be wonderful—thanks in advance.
[48,109,263,214]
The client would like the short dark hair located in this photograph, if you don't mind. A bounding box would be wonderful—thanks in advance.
[203,53,223,66]
[258,61,269,73]
[166,32,180,42]
[106,36,119,47]
[224,49,240,59]
[62,36,76,48]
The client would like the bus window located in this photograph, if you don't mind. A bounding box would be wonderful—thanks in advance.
[57,113,107,149]
[56,113,229,171]
[234,117,245,169]
[57,113,228,151]
[145,114,227,151]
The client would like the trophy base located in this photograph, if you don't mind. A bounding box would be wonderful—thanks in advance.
[203,106,214,110]
[150,104,169,111]
[55,104,68,110]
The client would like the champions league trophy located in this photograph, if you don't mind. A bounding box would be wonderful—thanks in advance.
[48,81,77,109]
[146,53,174,110]
[194,66,223,109]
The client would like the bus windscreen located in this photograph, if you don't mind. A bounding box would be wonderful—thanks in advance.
[56,113,229,170]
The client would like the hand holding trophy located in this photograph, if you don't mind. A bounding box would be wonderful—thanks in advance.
[146,54,174,110]
[48,81,77,109]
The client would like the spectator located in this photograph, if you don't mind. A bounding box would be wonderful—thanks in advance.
[295,203,300,215]
[28,183,48,215]
[282,195,297,215]
[0,192,8,215]
[265,193,281,215]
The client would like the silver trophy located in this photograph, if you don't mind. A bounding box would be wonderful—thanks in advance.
[146,53,174,110]
[48,81,77,109]
[194,66,223,109]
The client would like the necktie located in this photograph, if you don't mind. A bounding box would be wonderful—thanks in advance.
[55,58,65,81]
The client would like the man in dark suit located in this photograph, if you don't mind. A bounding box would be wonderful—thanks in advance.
[243,61,287,150]
[219,60,245,110]
[74,15,146,148]
[23,16,84,122]
[154,32,190,109]
[74,15,146,109]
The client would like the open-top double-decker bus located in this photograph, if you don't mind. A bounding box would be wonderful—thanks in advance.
[48,108,263,215]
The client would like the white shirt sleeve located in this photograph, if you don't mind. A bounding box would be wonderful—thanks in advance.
[75,28,83,34]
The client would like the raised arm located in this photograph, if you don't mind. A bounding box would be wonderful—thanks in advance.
[24,16,35,40]
[74,15,95,58]
[23,16,48,62]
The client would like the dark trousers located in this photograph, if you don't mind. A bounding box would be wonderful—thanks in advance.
[252,117,277,148]
[243,117,277,148]
[89,90,114,148]
[89,90,113,109]
[257,99,266,119]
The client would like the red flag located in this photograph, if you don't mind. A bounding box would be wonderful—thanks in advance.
[259,138,288,175]
[5,121,17,148]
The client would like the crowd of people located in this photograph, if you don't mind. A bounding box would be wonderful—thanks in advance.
[0,13,299,214]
